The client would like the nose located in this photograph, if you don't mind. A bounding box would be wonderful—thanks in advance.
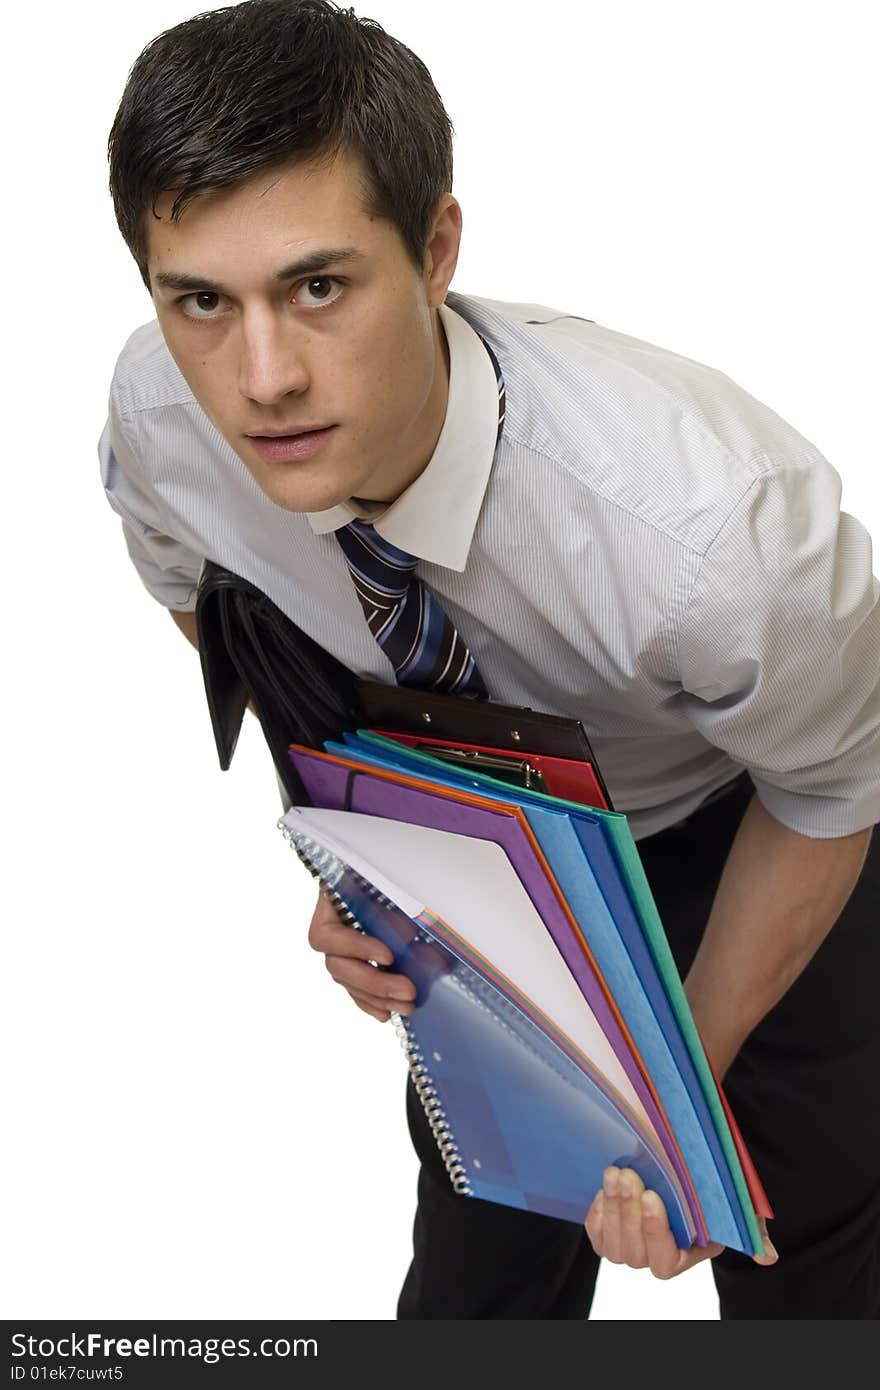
[237,309,311,404]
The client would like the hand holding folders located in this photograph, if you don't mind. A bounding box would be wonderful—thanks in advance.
[585,1165,777,1275]
[307,885,417,1023]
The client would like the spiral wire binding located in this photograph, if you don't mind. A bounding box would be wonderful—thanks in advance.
[390,1012,472,1195]
[277,818,473,1196]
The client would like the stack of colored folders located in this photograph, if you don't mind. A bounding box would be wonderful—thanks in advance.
[277,717,773,1258]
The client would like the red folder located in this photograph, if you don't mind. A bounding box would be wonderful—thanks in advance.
[370,728,610,811]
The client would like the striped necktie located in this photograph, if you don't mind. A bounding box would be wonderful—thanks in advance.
[334,334,505,699]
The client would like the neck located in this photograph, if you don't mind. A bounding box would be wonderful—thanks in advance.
[354,309,450,506]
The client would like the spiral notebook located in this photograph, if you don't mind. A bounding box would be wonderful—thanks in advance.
[280,812,694,1244]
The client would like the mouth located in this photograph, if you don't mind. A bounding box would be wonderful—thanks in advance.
[245,425,338,462]
[246,424,333,438]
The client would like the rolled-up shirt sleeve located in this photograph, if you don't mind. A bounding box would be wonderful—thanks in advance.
[676,452,880,837]
[97,386,203,612]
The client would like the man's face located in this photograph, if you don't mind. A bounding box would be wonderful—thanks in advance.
[147,148,457,513]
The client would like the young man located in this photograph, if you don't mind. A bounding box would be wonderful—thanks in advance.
[99,0,880,1318]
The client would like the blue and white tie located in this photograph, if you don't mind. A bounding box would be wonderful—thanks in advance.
[334,334,505,699]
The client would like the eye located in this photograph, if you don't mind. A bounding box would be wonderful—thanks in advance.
[175,276,345,321]
[293,276,345,309]
[176,290,226,320]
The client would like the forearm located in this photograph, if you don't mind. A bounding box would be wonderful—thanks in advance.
[682,791,872,1079]
[169,608,199,649]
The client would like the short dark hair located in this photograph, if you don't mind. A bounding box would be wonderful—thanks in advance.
[106,0,455,294]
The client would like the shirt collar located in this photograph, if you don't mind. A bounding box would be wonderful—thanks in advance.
[304,300,501,572]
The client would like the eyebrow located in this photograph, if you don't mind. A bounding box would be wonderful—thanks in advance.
[153,246,367,295]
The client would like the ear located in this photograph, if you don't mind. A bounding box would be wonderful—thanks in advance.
[423,195,462,307]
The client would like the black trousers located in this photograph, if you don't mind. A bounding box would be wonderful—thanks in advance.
[396,771,880,1318]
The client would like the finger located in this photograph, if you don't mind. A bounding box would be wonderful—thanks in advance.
[313,888,343,916]
[351,997,392,1023]
[345,985,415,1017]
[309,913,396,966]
[641,1189,688,1280]
[310,889,352,932]
[309,912,394,960]
[641,1191,725,1279]
[325,955,416,1004]
[600,1166,624,1263]
[618,1168,649,1268]
[309,890,395,961]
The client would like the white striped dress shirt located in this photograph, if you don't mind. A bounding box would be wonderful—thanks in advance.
[98,291,880,840]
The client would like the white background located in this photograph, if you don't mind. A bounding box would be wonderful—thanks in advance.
[3,0,878,1322]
